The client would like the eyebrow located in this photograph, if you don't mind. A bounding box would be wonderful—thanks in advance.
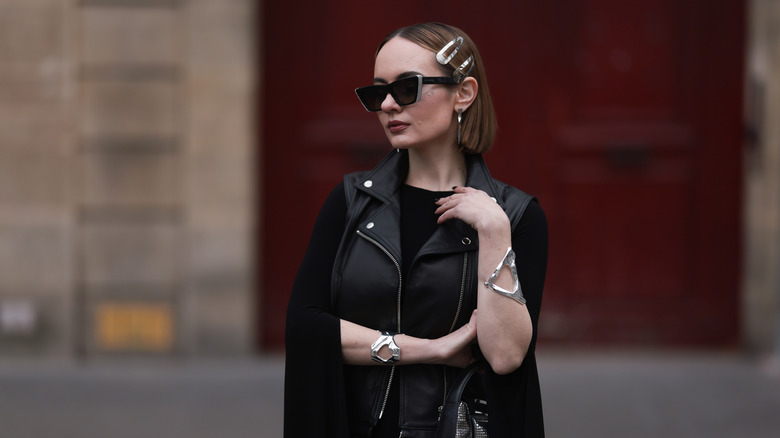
[374,71,423,84]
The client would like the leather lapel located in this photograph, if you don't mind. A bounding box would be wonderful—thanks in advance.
[350,150,501,261]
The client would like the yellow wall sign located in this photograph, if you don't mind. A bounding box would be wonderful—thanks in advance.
[96,303,174,351]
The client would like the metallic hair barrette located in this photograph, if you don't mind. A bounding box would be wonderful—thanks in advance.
[436,36,474,83]
[452,55,475,83]
[436,36,464,65]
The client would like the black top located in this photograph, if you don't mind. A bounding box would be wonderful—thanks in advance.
[400,184,454,279]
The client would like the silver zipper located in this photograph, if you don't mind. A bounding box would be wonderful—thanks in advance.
[448,252,469,333]
[357,229,403,420]
[442,252,469,411]
[379,366,395,419]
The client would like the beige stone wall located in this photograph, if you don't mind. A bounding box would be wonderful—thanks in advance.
[183,0,257,355]
[744,0,780,355]
[0,0,257,357]
[0,0,75,355]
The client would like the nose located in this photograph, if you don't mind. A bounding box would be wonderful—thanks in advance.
[380,91,400,112]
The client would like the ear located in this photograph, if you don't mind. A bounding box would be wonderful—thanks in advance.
[454,77,478,111]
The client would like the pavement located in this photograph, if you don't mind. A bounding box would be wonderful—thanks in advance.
[1,348,780,438]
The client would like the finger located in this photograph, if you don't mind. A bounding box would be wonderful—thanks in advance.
[437,201,471,221]
[434,196,462,214]
[435,192,465,205]
[436,210,454,224]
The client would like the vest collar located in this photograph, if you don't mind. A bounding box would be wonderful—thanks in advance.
[353,149,504,209]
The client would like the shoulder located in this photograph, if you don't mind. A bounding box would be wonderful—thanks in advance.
[313,180,348,226]
[343,170,370,191]
[490,178,539,224]
[342,170,371,206]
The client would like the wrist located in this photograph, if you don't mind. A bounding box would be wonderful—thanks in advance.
[476,214,510,240]
[370,331,400,364]
[392,335,440,365]
[431,337,449,364]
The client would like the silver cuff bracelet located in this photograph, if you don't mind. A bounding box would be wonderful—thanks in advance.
[370,331,400,364]
[483,247,526,305]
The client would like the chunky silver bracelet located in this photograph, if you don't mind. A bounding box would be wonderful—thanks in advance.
[483,247,526,305]
[370,331,400,364]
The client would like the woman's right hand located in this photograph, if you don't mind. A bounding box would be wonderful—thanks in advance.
[434,309,478,368]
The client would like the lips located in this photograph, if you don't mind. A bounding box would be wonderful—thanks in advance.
[387,120,410,133]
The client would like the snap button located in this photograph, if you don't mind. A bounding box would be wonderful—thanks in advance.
[364,180,373,188]
[367,222,375,229]
[461,237,471,245]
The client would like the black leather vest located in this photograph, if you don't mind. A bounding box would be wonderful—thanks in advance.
[330,150,533,437]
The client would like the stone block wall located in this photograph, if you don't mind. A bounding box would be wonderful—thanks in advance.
[0,0,75,355]
[744,0,780,356]
[0,0,257,358]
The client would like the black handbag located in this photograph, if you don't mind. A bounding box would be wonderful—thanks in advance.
[436,361,489,438]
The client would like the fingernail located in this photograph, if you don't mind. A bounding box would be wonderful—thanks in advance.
[433,198,440,202]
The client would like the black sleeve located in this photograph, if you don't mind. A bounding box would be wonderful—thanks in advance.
[511,199,548,332]
[284,181,350,438]
[487,198,548,438]
[285,182,347,342]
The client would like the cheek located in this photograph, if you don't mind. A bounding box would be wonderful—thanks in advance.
[432,92,456,121]
[424,88,453,107]
[429,106,455,129]
[419,92,454,124]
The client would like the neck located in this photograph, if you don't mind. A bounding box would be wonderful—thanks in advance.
[405,146,467,192]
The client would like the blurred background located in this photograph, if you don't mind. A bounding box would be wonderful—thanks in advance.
[1,0,779,437]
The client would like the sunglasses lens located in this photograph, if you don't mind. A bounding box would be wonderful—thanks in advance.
[355,76,422,111]
[356,86,386,111]
[390,76,420,106]
[355,85,387,111]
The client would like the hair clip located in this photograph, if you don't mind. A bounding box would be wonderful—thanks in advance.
[452,55,475,83]
[436,36,464,65]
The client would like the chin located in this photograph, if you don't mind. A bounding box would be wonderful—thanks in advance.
[386,137,413,150]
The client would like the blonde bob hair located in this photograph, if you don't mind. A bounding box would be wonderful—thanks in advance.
[377,22,497,154]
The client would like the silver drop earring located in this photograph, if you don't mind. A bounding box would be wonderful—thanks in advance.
[457,108,463,146]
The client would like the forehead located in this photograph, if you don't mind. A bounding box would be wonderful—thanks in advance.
[374,37,440,79]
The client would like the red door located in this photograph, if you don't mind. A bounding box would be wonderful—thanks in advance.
[260,1,745,350]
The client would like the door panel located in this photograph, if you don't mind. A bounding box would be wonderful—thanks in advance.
[540,0,744,345]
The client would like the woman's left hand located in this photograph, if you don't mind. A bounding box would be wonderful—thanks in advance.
[435,186,509,233]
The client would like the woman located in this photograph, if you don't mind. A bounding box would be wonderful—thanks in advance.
[284,22,548,437]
